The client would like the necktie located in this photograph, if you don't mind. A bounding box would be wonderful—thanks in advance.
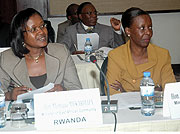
[86,27,93,33]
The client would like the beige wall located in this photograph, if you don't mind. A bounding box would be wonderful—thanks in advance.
[48,0,180,16]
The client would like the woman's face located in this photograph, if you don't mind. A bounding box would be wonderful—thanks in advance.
[126,14,153,48]
[23,13,48,49]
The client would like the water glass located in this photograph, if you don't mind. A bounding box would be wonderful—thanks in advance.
[95,50,104,60]
[10,103,28,128]
[154,91,163,107]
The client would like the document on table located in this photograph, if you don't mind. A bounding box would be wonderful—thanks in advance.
[17,83,54,100]
[98,47,113,57]
[111,92,141,109]
[77,33,99,51]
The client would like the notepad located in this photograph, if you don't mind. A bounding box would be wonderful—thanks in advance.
[77,33,99,51]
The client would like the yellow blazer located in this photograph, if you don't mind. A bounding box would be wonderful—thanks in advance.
[107,40,176,95]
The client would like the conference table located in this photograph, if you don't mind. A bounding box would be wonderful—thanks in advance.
[1,92,180,132]
[71,54,104,90]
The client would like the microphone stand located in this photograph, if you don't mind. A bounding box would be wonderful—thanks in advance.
[93,61,110,106]
[90,55,118,113]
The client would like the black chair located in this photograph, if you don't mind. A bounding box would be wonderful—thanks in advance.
[100,57,108,96]
[171,64,180,82]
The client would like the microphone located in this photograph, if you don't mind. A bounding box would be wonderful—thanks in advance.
[90,55,118,113]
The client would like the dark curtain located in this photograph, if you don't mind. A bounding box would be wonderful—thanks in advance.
[0,0,17,24]
[0,0,17,47]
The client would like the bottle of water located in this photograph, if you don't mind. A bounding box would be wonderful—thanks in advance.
[0,83,6,128]
[140,72,155,116]
[84,38,92,62]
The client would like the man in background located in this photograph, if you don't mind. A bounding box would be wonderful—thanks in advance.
[56,3,79,43]
[60,2,125,54]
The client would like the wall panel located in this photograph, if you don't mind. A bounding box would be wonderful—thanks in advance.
[48,0,180,17]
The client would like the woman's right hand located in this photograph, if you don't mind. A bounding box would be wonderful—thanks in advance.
[10,86,31,100]
[110,80,125,93]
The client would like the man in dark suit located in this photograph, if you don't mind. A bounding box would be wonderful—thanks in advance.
[60,2,125,54]
[56,4,79,43]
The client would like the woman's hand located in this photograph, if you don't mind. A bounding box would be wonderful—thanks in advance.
[8,86,31,100]
[155,84,162,91]
[47,84,64,92]
[110,17,121,31]
[110,80,125,92]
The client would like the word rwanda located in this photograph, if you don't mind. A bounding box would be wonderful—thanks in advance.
[54,116,86,125]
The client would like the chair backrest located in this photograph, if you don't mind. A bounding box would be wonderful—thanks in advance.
[100,57,108,96]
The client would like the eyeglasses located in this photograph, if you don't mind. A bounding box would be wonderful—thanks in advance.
[23,23,47,33]
[81,11,98,16]
[71,12,78,16]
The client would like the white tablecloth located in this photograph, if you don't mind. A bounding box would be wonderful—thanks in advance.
[2,92,180,132]
[71,54,103,90]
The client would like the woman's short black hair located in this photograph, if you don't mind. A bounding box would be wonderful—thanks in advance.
[121,7,150,29]
[10,8,42,58]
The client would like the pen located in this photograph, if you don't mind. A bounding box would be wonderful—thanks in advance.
[77,55,84,61]
[73,44,78,51]
[8,100,14,111]
[129,107,141,110]
[27,88,32,92]
[129,106,163,110]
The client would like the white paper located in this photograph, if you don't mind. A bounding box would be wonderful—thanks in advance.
[98,47,113,57]
[0,47,10,53]
[163,82,180,119]
[34,88,103,130]
[77,33,99,51]
[108,92,141,109]
[17,83,54,100]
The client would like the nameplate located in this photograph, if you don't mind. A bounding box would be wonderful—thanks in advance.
[34,88,103,130]
[163,82,180,119]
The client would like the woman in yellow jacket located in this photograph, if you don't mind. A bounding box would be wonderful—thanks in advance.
[106,7,176,95]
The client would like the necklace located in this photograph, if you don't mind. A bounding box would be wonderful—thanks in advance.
[28,50,43,63]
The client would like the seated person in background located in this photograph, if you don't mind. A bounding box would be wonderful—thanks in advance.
[56,3,79,43]
[0,8,82,101]
[0,20,10,47]
[44,20,55,43]
[60,2,125,54]
[106,7,176,95]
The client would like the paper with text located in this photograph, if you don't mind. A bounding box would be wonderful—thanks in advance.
[17,83,54,100]
[34,88,103,130]
[163,82,180,119]
[77,33,99,51]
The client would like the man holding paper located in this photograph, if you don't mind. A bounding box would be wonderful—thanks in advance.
[60,2,125,54]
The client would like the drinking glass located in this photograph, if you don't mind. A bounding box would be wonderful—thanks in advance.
[10,103,28,128]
